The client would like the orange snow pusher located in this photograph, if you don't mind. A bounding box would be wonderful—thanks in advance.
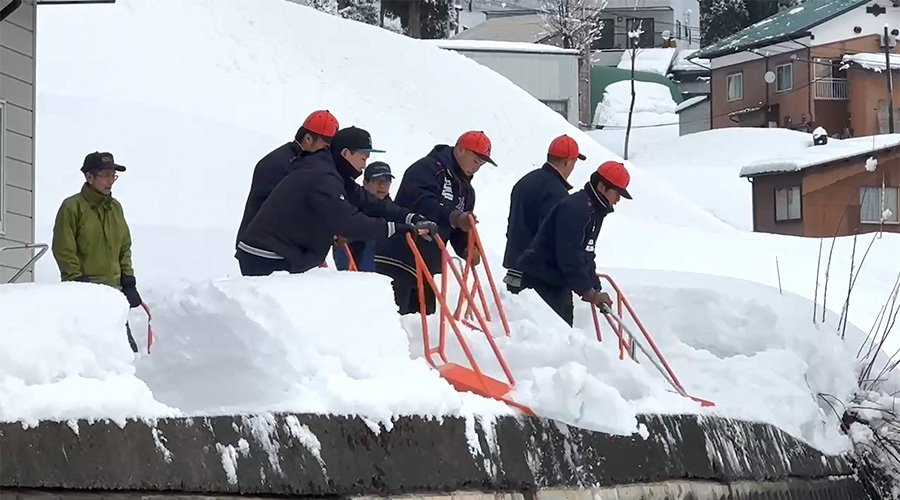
[591,273,715,408]
[404,229,533,415]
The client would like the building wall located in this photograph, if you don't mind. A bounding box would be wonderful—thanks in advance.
[449,49,580,125]
[0,0,37,283]
[750,171,805,236]
[808,1,900,47]
[678,100,709,136]
[846,67,900,136]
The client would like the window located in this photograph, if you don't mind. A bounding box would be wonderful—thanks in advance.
[626,17,655,48]
[541,99,568,119]
[0,100,6,236]
[726,72,743,102]
[776,63,792,92]
[676,20,682,39]
[592,18,615,50]
[775,186,801,221]
[860,186,900,224]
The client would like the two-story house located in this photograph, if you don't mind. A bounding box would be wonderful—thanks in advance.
[689,0,899,137]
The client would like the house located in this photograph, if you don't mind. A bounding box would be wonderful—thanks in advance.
[739,133,900,237]
[675,95,710,135]
[690,0,899,137]
[1,0,37,283]
[426,39,580,125]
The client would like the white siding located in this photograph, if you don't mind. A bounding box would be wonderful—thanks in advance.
[0,0,36,283]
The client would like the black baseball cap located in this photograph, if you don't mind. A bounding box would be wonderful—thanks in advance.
[330,126,386,155]
[364,161,394,182]
[81,151,126,173]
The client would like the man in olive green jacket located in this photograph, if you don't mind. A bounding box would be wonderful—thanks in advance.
[52,151,143,352]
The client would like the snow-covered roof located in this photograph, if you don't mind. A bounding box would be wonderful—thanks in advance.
[739,134,900,177]
[842,53,900,72]
[449,14,550,44]
[674,95,708,113]
[671,49,710,73]
[616,48,677,76]
[427,39,578,55]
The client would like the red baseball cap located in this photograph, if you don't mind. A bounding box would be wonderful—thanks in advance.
[548,134,586,160]
[456,130,496,166]
[596,160,632,200]
[302,110,339,138]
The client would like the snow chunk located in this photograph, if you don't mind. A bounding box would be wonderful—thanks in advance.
[884,208,894,221]
[216,439,250,485]
[866,156,878,172]
[842,53,900,73]
[617,48,677,75]
[812,126,827,137]
[0,282,178,423]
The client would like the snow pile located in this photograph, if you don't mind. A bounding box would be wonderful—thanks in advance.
[133,270,512,425]
[674,95,707,113]
[842,53,900,72]
[0,282,177,424]
[620,127,817,230]
[591,80,679,148]
[740,134,900,177]
[617,48,677,75]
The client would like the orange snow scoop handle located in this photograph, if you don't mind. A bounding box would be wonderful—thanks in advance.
[141,301,154,354]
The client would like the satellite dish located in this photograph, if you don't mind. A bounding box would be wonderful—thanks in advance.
[764,71,776,84]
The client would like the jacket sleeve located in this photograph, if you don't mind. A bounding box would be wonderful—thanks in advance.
[311,176,389,242]
[119,207,135,277]
[346,182,411,223]
[448,182,477,258]
[554,202,598,297]
[51,202,84,281]
[403,159,457,227]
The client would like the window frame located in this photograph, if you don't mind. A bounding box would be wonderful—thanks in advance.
[0,99,6,237]
[859,186,900,225]
[774,186,802,222]
[541,99,569,119]
[775,62,793,92]
[726,72,743,102]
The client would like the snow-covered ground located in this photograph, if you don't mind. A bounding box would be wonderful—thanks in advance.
[1,0,898,459]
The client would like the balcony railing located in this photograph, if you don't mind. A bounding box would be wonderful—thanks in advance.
[814,78,849,100]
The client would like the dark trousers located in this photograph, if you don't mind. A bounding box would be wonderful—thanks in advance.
[523,277,574,326]
[236,249,290,277]
[377,262,436,315]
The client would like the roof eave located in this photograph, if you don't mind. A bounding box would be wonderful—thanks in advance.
[693,31,810,61]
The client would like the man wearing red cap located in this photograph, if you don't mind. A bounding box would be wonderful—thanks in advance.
[516,160,632,326]
[235,110,339,255]
[374,130,495,315]
[502,134,584,294]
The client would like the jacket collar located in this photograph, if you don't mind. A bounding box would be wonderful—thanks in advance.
[542,163,573,190]
[584,181,614,215]
[79,183,112,208]
[431,144,472,183]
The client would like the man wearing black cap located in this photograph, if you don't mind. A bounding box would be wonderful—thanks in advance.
[237,127,437,276]
[333,161,395,272]
[516,161,632,327]
[51,151,143,352]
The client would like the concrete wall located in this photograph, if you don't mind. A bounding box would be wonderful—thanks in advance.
[449,49,579,125]
[0,0,36,283]
[0,413,870,499]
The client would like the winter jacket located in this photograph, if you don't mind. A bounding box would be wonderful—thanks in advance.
[374,145,475,277]
[235,141,312,248]
[239,148,413,274]
[517,182,612,297]
[502,163,573,274]
[51,183,135,290]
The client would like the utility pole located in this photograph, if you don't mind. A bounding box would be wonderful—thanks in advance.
[885,25,895,133]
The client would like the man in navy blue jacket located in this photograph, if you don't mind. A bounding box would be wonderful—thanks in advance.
[374,130,496,315]
[333,161,395,272]
[502,134,585,294]
[237,127,436,276]
[517,161,632,326]
[236,110,339,252]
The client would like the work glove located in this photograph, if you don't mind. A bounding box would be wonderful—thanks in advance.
[467,246,482,266]
[120,275,143,309]
[414,219,439,241]
[449,210,478,231]
[581,289,612,310]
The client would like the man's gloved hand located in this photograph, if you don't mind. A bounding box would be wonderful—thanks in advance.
[468,246,482,266]
[581,289,612,310]
[414,219,439,241]
[449,210,478,231]
[120,275,143,309]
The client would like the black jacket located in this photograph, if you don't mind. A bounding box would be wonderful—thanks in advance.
[517,182,612,296]
[375,145,475,276]
[240,149,413,273]
[236,141,312,248]
[502,163,573,273]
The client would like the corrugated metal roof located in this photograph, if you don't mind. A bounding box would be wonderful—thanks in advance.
[450,14,553,43]
[691,0,868,60]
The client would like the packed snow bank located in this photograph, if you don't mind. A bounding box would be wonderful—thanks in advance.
[0,282,177,424]
[590,80,679,156]
[621,128,818,230]
[133,270,513,427]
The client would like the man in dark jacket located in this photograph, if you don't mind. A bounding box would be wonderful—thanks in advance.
[237,126,436,276]
[374,130,496,315]
[235,110,339,254]
[333,161,395,272]
[517,160,632,327]
[502,134,585,294]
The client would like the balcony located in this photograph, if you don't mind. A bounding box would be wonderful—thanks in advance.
[814,78,849,100]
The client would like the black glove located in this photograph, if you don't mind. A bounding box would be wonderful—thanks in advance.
[75,274,91,282]
[414,219,438,241]
[120,275,143,309]
[581,289,612,309]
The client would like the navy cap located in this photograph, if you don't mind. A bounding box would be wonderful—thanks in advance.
[330,126,386,155]
[81,151,126,173]
[364,161,394,182]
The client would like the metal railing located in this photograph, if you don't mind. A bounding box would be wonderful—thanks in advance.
[814,78,849,100]
[0,243,49,284]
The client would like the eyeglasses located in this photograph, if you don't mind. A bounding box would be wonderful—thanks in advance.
[90,171,119,181]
